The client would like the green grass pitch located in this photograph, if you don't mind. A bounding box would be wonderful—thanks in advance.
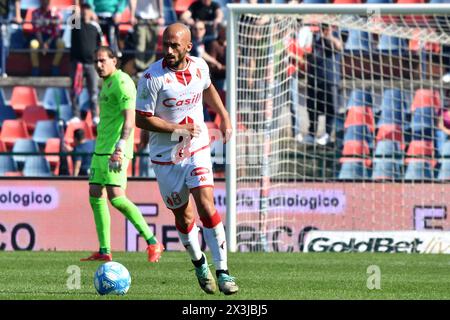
[0,251,449,300]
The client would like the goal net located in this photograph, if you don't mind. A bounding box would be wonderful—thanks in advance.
[225,4,450,252]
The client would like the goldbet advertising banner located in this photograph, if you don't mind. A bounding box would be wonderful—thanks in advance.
[1,180,450,252]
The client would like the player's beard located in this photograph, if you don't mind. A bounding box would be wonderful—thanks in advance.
[166,51,187,69]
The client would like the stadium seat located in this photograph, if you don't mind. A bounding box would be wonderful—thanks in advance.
[376,124,404,146]
[0,155,18,176]
[0,140,6,152]
[346,89,373,109]
[410,89,441,113]
[303,0,328,3]
[22,9,34,35]
[57,103,74,123]
[344,106,375,133]
[396,0,425,3]
[32,120,62,148]
[366,0,393,3]
[173,0,196,15]
[404,159,434,180]
[338,159,371,180]
[0,119,30,149]
[410,107,435,139]
[377,88,409,127]
[42,87,71,114]
[377,35,408,54]
[438,159,450,180]
[9,86,41,115]
[342,140,371,157]
[64,121,94,147]
[374,140,403,158]
[436,129,448,157]
[49,0,73,9]
[44,138,62,175]
[439,140,450,158]
[22,105,50,133]
[22,156,53,177]
[406,140,435,158]
[12,138,40,170]
[0,88,7,107]
[372,159,402,180]
[344,30,372,52]
[118,8,133,35]
[343,125,373,147]
[0,105,18,128]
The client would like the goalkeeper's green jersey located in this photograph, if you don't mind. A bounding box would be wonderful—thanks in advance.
[95,69,136,159]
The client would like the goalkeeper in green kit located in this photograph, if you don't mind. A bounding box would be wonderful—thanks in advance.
[81,46,164,262]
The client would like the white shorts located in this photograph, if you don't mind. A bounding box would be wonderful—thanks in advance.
[153,147,214,209]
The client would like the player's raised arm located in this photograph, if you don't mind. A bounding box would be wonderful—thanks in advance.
[203,83,232,143]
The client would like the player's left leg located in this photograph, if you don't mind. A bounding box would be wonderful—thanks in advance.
[105,157,163,262]
[191,187,239,295]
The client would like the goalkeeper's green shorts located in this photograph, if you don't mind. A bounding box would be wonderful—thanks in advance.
[89,154,130,189]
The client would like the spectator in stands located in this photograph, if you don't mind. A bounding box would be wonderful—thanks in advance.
[70,3,103,125]
[0,0,22,77]
[205,22,226,90]
[129,0,164,74]
[29,0,65,76]
[85,0,130,57]
[72,128,95,176]
[299,23,343,146]
[180,0,224,38]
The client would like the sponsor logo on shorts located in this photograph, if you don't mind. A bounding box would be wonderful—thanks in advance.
[191,167,210,176]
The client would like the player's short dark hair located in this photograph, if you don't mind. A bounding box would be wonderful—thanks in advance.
[95,46,117,59]
[74,128,85,142]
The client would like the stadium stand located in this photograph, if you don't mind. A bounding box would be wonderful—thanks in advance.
[22,155,53,177]
[12,138,40,170]
[0,119,30,149]
[0,155,19,176]
[22,105,50,133]
[9,86,41,115]
[372,159,402,180]
[32,120,62,148]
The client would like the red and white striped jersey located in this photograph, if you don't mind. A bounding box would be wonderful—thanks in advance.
[136,55,212,164]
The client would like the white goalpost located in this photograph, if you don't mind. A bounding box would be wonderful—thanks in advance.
[225,3,450,253]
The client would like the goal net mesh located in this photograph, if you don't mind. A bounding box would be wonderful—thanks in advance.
[231,8,450,252]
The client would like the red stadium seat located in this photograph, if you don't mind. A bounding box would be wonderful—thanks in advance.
[0,140,6,152]
[333,0,362,3]
[376,124,405,150]
[173,0,196,15]
[22,9,34,35]
[344,106,375,133]
[0,119,30,149]
[396,0,425,3]
[118,8,133,35]
[50,0,74,9]
[406,140,434,157]
[411,89,441,113]
[10,86,41,116]
[339,157,372,168]
[22,105,50,133]
[342,140,371,157]
[64,121,94,147]
[44,138,61,175]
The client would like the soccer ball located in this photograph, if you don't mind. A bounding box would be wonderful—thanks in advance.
[94,262,131,296]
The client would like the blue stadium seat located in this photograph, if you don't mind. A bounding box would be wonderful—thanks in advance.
[0,106,18,128]
[303,0,328,3]
[0,155,18,176]
[438,160,450,180]
[12,138,40,170]
[372,159,401,180]
[344,30,372,52]
[377,35,408,54]
[58,104,74,123]
[338,160,371,180]
[32,120,62,147]
[374,140,403,158]
[404,160,434,181]
[346,89,373,109]
[410,107,435,139]
[439,140,450,157]
[23,156,52,177]
[377,88,409,127]
[343,125,373,147]
[0,88,7,107]
[366,0,393,2]
[436,129,448,157]
[43,87,71,113]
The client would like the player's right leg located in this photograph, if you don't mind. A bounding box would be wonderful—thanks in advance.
[81,156,112,261]
[153,162,216,294]
[104,157,163,262]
